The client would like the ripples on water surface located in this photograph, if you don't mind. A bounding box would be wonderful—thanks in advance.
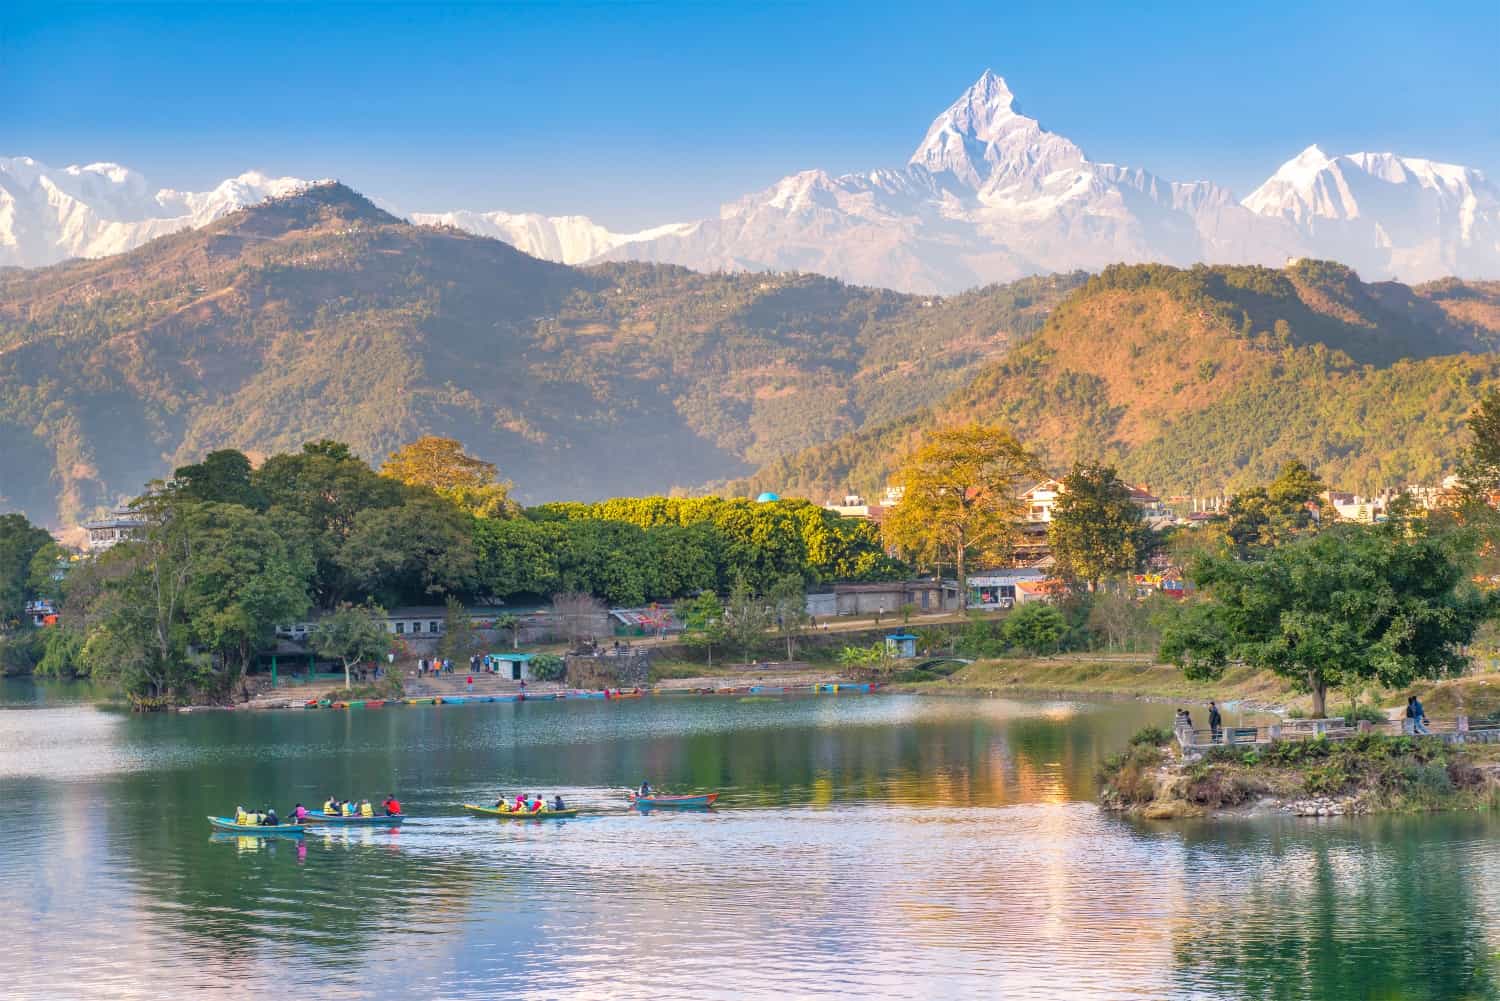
[2,685,1498,999]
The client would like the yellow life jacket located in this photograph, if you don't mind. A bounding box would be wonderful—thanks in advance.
[360,802,373,817]
[244,813,259,826]
[343,803,356,816]
[323,800,335,814]
[235,809,247,825]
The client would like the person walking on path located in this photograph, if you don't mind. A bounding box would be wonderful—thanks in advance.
[1407,695,1431,735]
[1208,701,1223,743]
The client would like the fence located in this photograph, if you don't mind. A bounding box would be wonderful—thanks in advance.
[1176,715,1500,753]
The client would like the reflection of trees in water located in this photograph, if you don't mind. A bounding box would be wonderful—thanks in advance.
[1167,816,1500,1000]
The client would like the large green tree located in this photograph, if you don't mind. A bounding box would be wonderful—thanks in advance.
[882,422,1041,584]
[1160,521,1492,716]
[722,576,773,664]
[171,449,267,510]
[1221,459,1326,553]
[311,602,392,692]
[337,494,478,605]
[0,513,53,630]
[1047,463,1149,590]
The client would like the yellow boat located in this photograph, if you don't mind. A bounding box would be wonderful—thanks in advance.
[462,803,580,819]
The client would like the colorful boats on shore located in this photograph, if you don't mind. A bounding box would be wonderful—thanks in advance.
[208,816,306,835]
[286,682,881,711]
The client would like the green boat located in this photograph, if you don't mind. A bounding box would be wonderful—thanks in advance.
[462,803,580,819]
[207,816,305,835]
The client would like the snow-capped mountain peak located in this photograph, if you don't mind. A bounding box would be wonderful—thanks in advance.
[908,70,1084,192]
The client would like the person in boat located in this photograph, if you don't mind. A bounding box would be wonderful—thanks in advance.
[530,796,544,814]
[234,805,248,825]
[553,794,565,811]
[323,796,337,816]
[492,794,509,811]
[262,806,279,826]
[291,803,308,823]
[359,799,374,817]
[383,795,401,816]
[638,780,652,798]
[514,793,527,812]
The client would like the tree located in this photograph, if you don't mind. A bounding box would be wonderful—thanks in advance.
[437,595,477,663]
[1159,522,1492,717]
[178,503,311,683]
[1048,463,1148,590]
[1086,588,1149,652]
[312,603,391,692]
[1457,389,1500,495]
[768,573,809,661]
[551,592,608,647]
[677,591,726,667]
[495,612,522,650]
[381,437,513,516]
[882,422,1041,584]
[171,449,267,510]
[1222,460,1325,553]
[336,494,478,605]
[1004,603,1067,655]
[722,576,773,664]
[0,513,53,630]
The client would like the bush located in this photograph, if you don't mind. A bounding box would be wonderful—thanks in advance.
[530,653,565,682]
[1344,704,1389,725]
[1183,768,1259,807]
[1129,725,1173,748]
[1100,745,1163,804]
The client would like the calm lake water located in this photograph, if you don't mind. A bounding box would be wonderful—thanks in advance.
[2,680,1498,1000]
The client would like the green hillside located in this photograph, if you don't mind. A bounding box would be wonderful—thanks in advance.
[0,183,1082,526]
[738,262,1500,499]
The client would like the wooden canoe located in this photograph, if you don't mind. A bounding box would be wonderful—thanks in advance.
[629,792,718,809]
[462,803,580,819]
[303,811,404,826]
[208,816,305,835]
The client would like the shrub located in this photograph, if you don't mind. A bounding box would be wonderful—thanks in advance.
[1302,761,1353,795]
[1344,704,1389,725]
[1129,725,1173,748]
[1183,768,1258,807]
[530,653,565,682]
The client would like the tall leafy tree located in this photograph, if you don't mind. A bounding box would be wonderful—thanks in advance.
[722,576,773,664]
[170,450,267,510]
[1221,460,1325,553]
[882,422,1041,584]
[1047,463,1149,590]
[382,435,516,517]
[437,595,477,663]
[337,494,478,605]
[0,513,53,630]
[768,573,810,661]
[677,591,726,667]
[1160,522,1492,717]
[311,602,392,692]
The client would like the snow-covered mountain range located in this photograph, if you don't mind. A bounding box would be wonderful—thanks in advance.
[5,71,1498,291]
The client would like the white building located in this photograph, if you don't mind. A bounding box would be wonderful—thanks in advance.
[82,504,148,552]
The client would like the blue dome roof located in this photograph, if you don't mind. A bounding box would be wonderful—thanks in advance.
[755,492,780,503]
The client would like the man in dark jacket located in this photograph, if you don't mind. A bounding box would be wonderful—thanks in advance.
[1208,701,1223,742]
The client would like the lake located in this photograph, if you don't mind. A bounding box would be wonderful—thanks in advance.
[2,680,1497,1000]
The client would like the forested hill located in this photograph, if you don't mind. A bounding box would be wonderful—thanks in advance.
[0,182,1083,526]
[738,261,1500,499]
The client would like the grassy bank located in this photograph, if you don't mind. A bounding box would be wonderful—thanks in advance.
[893,655,1290,705]
[1101,728,1500,819]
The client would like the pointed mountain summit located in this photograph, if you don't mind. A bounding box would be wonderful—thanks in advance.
[908,70,1084,190]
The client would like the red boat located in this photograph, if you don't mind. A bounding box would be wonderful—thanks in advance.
[629,792,718,809]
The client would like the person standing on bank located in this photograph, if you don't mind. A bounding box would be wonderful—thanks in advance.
[1208,701,1223,742]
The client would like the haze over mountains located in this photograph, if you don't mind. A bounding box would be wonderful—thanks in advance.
[4,72,1498,291]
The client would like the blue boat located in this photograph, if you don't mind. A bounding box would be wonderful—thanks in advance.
[304,811,405,827]
[629,792,718,810]
[207,816,305,835]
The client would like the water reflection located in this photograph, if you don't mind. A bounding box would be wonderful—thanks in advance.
[2,686,1493,999]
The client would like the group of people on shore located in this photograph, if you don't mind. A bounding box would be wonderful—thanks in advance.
[491,792,565,814]
[417,658,453,677]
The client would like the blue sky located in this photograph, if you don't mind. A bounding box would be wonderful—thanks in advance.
[5,1,1497,229]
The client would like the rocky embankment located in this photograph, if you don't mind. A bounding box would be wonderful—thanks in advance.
[1099,727,1500,819]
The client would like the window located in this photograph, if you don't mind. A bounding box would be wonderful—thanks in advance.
[395,622,405,635]
[430,621,440,633]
